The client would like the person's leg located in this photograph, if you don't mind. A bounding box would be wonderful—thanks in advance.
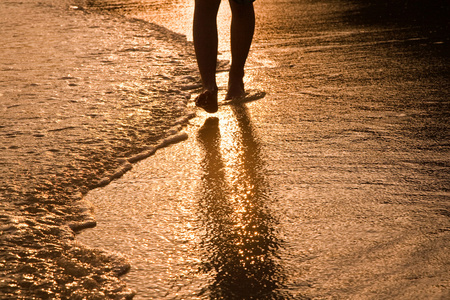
[193,0,221,112]
[194,0,221,112]
[226,0,255,100]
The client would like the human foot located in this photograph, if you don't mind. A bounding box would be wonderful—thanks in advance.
[225,85,245,100]
[225,77,246,100]
[195,89,218,113]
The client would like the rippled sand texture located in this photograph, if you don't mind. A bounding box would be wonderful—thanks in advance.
[250,1,450,298]
[0,0,199,298]
[80,0,449,299]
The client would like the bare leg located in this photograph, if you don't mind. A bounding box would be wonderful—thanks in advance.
[226,0,255,100]
[193,0,221,112]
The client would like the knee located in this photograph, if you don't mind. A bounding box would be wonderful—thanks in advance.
[229,0,255,19]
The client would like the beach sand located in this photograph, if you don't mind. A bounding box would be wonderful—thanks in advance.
[2,0,449,299]
[79,0,449,299]
[0,0,199,298]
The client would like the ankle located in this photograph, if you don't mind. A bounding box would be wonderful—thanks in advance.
[228,75,244,91]
[229,67,244,80]
[202,85,218,93]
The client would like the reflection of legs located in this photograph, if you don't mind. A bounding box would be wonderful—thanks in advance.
[226,0,255,100]
[194,0,221,112]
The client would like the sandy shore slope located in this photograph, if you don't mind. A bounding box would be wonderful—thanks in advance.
[0,0,199,298]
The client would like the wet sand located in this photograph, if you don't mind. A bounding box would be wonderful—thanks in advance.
[1,0,449,299]
[78,0,450,299]
[1,0,198,298]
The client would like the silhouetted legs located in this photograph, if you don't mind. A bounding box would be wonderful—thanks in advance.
[227,0,255,100]
[194,0,255,112]
[193,0,221,94]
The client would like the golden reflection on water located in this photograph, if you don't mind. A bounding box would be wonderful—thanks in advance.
[197,104,289,299]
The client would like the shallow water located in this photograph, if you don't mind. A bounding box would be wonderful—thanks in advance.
[2,0,449,298]
[79,0,449,299]
[1,0,198,298]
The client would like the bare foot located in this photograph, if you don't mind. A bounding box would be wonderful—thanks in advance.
[225,78,246,100]
[195,89,218,113]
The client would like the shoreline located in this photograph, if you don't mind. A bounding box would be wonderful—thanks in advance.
[77,0,449,299]
[0,0,201,298]
[2,0,449,299]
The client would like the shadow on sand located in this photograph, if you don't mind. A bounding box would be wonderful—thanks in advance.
[196,103,293,299]
[220,90,267,107]
[340,0,449,30]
